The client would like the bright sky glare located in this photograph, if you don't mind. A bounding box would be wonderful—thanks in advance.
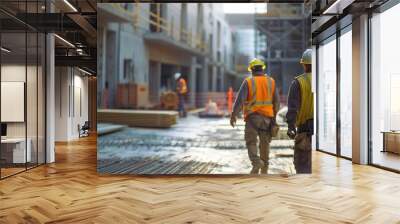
[223,3,267,14]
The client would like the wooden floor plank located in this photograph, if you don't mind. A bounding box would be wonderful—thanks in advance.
[0,136,399,223]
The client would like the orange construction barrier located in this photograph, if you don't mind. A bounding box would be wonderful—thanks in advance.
[227,87,234,113]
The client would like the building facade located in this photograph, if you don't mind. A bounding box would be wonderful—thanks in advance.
[97,3,237,108]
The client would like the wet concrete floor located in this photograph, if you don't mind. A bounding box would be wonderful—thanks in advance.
[98,115,296,175]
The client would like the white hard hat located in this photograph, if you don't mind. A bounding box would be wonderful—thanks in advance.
[174,73,181,80]
[300,49,312,65]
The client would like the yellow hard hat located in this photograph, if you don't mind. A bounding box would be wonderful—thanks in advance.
[300,49,312,64]
[247,58,266,72]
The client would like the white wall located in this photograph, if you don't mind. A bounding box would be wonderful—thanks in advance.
[54,67,89,141]
[1,63,46,164]
[1,65,26,139]
[1,65,26,81]
[55,67,69,141]
[72,73,89,138]
[1,65,37,136]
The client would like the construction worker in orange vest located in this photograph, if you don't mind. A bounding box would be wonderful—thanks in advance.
[230,59,280,174]
[175,72,188,117]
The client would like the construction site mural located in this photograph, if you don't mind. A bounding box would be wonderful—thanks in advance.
[97,3,312,175]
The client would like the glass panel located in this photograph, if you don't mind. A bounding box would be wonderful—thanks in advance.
[371,4,400,171]
[38,33,45,165]
[0,0,46,178]
[1,31,27,177]
[26,0,40,169]
[317,37,337,154]
[27,31,38,169]
[0,6,2,179]
[339,29,352,158]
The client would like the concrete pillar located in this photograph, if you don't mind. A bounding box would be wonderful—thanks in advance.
[46,33,55,163]
[201,58,209,92]
[116,23,121,83]
[98,26,107,107]
[352,14,369,165]
[149,61,161,103]
[211,65,217,91]
[189,57,197,107]
[220,66,225,91]
[105,25,118,108]
[88,77,97,132]
[155,62,161,101]
[172,65,180,91]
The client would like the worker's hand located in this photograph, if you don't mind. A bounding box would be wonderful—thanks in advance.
[287,126,296,140]
[230,114,237,128]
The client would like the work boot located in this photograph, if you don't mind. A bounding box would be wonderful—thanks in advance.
[250,160,265,174]
[250,167,259,174]
[260,166,268,174]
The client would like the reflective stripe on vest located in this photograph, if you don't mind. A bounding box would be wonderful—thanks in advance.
[295,73,314,126]
[243,75,275,119]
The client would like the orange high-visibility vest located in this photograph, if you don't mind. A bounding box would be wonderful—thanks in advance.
[178,78,187,94]
[243,75,275,120]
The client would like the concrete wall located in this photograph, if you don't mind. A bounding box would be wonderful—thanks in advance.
[119,25,149,85]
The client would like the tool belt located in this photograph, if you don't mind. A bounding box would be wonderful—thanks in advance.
[247,113,279,137]
[297,119,314,136]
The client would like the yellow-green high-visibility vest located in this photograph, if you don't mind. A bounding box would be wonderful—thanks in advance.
[295,73,313,127]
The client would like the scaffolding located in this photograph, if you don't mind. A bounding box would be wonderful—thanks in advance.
[254,3,311,96]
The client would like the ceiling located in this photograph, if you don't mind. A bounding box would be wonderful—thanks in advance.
[0,0,97,74]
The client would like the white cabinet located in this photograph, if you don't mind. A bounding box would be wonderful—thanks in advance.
[1,138,31,163]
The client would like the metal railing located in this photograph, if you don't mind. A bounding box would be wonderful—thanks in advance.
[110,3,207,53]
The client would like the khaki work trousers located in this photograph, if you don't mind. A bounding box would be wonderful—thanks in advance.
[293,132,312,173]
[244,114,272,174]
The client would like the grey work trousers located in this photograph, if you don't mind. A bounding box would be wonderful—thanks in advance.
[178,94,186,117]
[293,132,312,173]
[244,114,272,174]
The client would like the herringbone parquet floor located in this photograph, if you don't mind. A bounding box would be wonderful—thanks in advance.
[1,136,400,223]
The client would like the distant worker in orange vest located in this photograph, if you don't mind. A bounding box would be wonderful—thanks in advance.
[230,59,280,174]
[175,73,188,117]
[227,87,234,113]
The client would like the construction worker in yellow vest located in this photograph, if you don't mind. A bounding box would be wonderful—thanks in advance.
[230,59,280,174]
[175,73,188,117]
[286,49,314,173]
